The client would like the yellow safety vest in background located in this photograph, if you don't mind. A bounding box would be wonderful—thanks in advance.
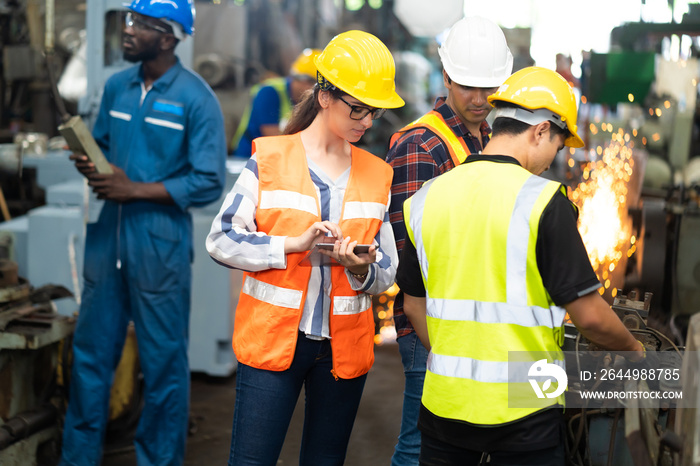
[230,77,292,152]
[389,110,471,167]
[404,159,568,425]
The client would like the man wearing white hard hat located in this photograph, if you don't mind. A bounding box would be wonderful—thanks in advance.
[385,16,513,466]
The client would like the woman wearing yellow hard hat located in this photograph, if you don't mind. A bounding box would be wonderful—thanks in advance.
[207,30,404,465]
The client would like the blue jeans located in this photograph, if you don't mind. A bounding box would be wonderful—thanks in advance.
[391,332,429,466]
[419,432,566,466]
[228,332,367,466]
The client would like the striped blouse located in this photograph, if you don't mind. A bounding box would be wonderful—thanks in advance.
[206,153,398,339]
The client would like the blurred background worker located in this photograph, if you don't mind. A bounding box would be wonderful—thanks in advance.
[384,16,513,466]
[59,0,226,465]
[230,48,322,157]
[555,52,580,89]
[397,66,645,466]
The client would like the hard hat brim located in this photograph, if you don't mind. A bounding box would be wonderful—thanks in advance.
[314,64,406,109]
[565,133,585,149]
[314,30,405,110]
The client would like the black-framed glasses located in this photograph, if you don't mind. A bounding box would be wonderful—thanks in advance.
[337,95,387,121]
[125,12,170,34]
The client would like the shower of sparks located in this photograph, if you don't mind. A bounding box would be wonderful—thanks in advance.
[571,126,637,290]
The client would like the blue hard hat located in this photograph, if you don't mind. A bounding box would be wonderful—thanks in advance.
[126,0,195,35]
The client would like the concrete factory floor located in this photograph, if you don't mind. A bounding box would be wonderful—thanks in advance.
[102,342,405,465]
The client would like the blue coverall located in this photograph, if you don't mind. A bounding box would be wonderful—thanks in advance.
[61,58,226,466]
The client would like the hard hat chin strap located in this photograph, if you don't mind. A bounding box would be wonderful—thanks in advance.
[316,73,336,91]
[161,19,186,40]
[492,106,567,131]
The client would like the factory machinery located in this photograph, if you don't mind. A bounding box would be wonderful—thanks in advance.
[0,257,74,463]
[540,11,700,465]
[2,1,700,465]
[0,1,246,463]
[560,290,688,466]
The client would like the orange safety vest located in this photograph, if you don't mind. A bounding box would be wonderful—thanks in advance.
[232,133,392,379]
[389,110,472,167]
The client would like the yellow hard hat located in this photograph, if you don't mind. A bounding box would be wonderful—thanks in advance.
[314,30,405,109]
[487,66,584,148]
[290,48,322,80]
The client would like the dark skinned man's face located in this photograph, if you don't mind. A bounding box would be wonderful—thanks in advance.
[123,12,170,63]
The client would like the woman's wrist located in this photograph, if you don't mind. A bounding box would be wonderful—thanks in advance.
[283,236,300,254]
[348,266,369,280]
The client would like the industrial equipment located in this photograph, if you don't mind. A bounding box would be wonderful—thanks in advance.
[0,1,243,463]
[4,1,696,464]
[563,290,685,466]
[0,257,75,465]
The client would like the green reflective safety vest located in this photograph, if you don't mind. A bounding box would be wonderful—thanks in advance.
[404,158,569,426]
[389,111,471,167]
[230,77,291,152]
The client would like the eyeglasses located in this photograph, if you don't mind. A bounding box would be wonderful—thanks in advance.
[125,12,171,34]
[337,95,386,121]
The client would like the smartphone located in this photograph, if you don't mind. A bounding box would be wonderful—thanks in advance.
[314,243,372,254]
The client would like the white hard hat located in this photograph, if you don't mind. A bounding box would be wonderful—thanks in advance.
[438,16,513,88]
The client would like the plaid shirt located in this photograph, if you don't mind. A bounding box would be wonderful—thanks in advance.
[386,97,491,337]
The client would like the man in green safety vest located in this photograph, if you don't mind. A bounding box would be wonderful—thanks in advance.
[397,66,645,465]
[386,17,513,466]
[230,48,321,156]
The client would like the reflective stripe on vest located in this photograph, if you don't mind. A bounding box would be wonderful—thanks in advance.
[333,294,372,315]
[242,275,371,315]
[405,160,567,425]
[259,189,318,216]
[427,298,566,329]
[233,133,392,378]
[231,77,291,151]
[507,175,560,306]
[343,201,386,221]
[389,111,471,166]
[242,275,303,309]
[427,352,565,384]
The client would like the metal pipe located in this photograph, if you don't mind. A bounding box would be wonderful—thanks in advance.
[43,0,69,122]
[45,0,54,52]
[0,404,58,450]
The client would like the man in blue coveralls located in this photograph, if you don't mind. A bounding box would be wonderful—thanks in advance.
[60,0,226,465]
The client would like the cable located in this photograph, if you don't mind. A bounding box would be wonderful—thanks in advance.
[632,328,682,356]
[567,412,586,466]
[584,410,593,466]
[606,409,621,466]
[567,409,604,466]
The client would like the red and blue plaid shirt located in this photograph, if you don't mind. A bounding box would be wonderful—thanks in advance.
[386,97,491,337]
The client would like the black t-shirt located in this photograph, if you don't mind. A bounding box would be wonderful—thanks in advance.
[395,155,600,451]
[419,404,565,452]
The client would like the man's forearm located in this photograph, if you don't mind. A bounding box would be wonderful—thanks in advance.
[403,293,430,350]
[132,181,174,204]
[565,292,643,357]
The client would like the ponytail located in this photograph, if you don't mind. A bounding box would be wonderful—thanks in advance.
[284,84,344,135]
[284,86,321,135]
